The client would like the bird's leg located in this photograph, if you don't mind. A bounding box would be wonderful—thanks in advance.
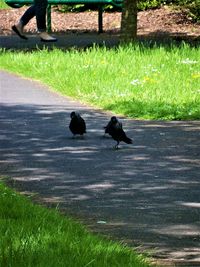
[114,141,119,150]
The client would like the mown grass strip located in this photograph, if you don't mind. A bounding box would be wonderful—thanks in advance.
[0,182,154,267]
[0,43,199,120]
[0,0,9,8]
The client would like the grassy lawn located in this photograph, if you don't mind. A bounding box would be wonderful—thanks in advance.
[0,44,199,120]
[0,0,9,8]
[0,182,154,267]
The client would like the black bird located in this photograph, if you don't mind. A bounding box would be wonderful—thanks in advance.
[104,116,122,136]
[105,116,132,149]
[69,111,86,137]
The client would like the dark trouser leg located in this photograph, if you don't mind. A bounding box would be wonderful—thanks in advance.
[20,5,36,26]
[13,0,56,41]
[34,0,48,32]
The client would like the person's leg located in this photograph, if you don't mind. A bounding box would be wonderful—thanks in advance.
[34,0,57,42]
[34,0,47,32]
[12,5,36,40]
[12,0,57,42]
[20,5,36,26]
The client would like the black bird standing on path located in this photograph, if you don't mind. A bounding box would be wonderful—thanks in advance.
[104,116,122,136]
[105,116,132,149]
[69,111,86,137]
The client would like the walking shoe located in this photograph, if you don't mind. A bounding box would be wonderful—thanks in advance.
[39,32,57,42]
[12,24,28,40]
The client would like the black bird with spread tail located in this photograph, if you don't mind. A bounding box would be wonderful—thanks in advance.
[105,116,132,149]
[69,111,86,137]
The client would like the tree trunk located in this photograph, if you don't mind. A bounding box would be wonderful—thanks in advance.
[120,0,138,43]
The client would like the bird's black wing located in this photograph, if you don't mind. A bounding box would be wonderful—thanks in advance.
[69,117,78,135]
[105,119,122,135]
[78,116,86,134]
[110,124,132,145]
[69,114,86,135]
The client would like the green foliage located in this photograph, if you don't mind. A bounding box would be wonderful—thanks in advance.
[138,0,200,21]
[1,0,199,21]
[0,182,153,267]
[55,4,86,12]
[186,0,200,22]
[163,0,196,4]
[162,0,200,21]
[0,0,9,8]
[55,0,200,21]
[138,0,162,10]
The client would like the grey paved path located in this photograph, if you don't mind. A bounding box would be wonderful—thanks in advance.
[0,33,119,50]
[1,33,199,51]
[0,70,200,266]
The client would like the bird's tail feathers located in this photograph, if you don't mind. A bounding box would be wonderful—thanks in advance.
[124,137,132,144]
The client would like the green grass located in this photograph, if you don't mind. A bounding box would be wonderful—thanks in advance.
[0,182,154,267]
[0,43,200,120]
[0,0,9,8]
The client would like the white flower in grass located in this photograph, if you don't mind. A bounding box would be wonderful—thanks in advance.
[118,93,127,97]
[179,58,198,64]
[130,79,143,86]
[151,68,159,72]
[143,65,160,74]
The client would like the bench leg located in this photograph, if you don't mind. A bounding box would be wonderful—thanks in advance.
[47,4,52,33]
[98,5,103,33]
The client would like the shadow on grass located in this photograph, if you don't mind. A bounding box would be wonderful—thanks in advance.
[104,99,200,120]
[138,30,200,48]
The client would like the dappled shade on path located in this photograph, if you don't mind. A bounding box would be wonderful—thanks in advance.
[0,71,200,266]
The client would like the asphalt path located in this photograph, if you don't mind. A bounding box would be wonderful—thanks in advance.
[0,70,200,266]
[1,34,199,51]
[0,34,119,50]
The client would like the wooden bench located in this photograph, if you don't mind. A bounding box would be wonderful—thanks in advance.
[5,0,123,33]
